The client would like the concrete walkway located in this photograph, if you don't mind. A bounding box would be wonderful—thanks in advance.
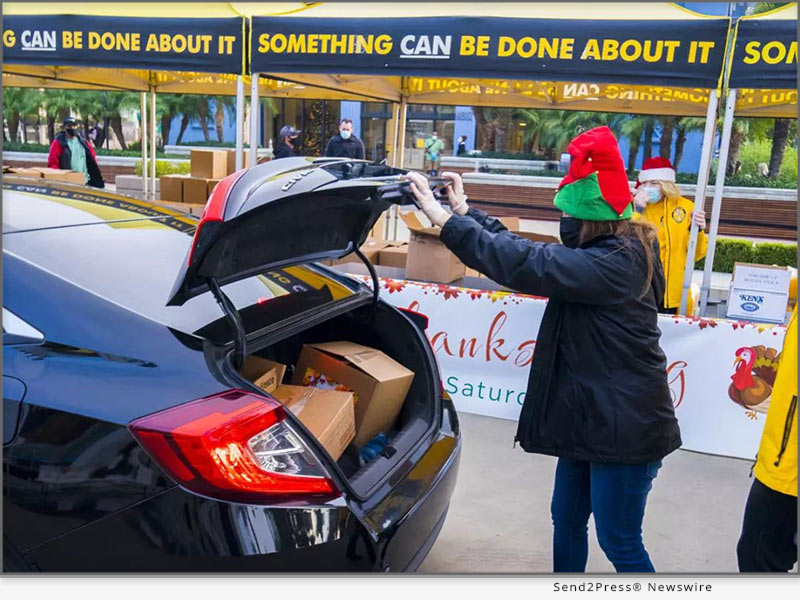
[420,412,758,573]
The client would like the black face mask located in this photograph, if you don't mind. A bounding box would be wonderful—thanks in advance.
[65,128,76,137]
[559,216,583,249]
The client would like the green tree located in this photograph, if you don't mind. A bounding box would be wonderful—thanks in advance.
[90,91,138,150]
[658,116,679,159]
[3,88,42,143]
[673,117,706,171]
[619,115,657,173]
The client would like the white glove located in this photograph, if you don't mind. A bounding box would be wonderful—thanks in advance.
[441,171,468,215]
[406,171,451,228]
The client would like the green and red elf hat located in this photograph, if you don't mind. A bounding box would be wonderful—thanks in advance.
[553,126,633,221]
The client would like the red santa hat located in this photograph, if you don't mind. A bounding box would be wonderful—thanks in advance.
[637,157,676,188]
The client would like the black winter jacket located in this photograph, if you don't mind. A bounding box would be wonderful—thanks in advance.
[273,142,299,159]
[324,134,365,160]
[440,208,681,464]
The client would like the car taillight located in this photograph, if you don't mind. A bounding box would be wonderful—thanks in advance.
[129,389,338,503]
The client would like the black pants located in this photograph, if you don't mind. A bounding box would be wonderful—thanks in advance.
[737,478,798,572]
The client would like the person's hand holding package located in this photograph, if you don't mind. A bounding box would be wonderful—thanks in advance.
[440,171,469,216]
[406,171,451,228]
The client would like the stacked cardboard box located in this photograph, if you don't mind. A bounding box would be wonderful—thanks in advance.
[158,150,253,204]
[31,167,85,184]
[6,167,43,178]
[401,212,466,284]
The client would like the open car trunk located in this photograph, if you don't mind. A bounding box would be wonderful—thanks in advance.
[226,299,440,499]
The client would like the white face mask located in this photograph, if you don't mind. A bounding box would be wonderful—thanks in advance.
[432,134,437,139]
[340,129,351,140]
[644,186,662,203]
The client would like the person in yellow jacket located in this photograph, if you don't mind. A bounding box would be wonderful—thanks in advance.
[633,157,707,315]
[737,306,797,572]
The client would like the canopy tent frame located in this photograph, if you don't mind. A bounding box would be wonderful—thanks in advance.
[697,3,797,317]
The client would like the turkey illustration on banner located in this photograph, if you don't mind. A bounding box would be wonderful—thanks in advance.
[365,277,788,460]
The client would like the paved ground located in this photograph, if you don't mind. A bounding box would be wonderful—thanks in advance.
[420,412,756,573]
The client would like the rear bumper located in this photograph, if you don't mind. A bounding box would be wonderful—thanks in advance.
[23,429,461,572]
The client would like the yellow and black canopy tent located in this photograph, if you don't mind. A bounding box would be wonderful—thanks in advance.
[697,2,798,316]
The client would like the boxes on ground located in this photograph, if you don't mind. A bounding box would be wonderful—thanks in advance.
[271,385,355,460]
[183,177,212,204]
[32,167,85,184]
[378,243,409,269]
[190,149,227,179]
[293,341,414,447]
[159,174,189,203]
[241,356,287,394]
[207,178,223,197]
[8,167,43,178]
[225,149,250,175]
[401,212,466,283]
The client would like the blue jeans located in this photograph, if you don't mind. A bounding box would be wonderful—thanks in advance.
[551,457,662,573]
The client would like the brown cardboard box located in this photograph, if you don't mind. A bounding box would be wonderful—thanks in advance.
[401,212,466,283]
[225,149,251,175]
[207,178,223,197]
[497,216,520,230]
[159,174,188,203]
[241,356,287,394]
[292,342,414,447]
[271,385,355,460]
[9,167,43,177]
[512,230,560,244]
[32,167,85,184]
[191,149,228,179]
[378,244,409,269]
[183,177,211,204]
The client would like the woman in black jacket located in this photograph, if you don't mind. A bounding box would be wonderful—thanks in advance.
[407,126,680,573]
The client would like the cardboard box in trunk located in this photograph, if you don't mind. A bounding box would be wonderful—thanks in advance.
[378,244,409,269]
[159,174,189,203]
[225,149,251,175]
[271,385,355,460]
[183,177,212,204]
[401,212,466,283]
[327,238,390,266]
[190,149,228,179]
[32,167,85,184]
[241,356,288,394]
[292,342,414,447]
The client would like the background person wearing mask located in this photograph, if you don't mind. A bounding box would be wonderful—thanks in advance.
[737,305,797,572]
[456,135,468,156]
[273,125,301,159]
[324,118,365,159]
[47,116,104,188]
[423,131,445,175]
[633,157,707,314]
[406,126,680,573]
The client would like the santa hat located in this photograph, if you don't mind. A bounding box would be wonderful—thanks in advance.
[637,157,676,188]
[553,126,632,221]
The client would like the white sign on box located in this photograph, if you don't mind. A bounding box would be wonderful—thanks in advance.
[727,262,790,324]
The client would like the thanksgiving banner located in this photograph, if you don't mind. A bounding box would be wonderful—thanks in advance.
[373,278,788,460]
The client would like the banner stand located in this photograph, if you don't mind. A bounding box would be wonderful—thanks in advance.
[149,88,156,202]
[700,89,737,315]
[679,88,719,315]
[393,96,408,241]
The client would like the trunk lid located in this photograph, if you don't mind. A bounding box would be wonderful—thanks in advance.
[167,158,411,307]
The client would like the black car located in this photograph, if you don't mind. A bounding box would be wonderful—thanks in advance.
[2,158,461,572]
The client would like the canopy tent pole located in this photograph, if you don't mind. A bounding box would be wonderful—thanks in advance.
[150,88,156,202]
[385,102,402,239]
[699,89,737,316]
[679,88,719,315]
[393,97,409,241]
[249,74,260,168]
[140,92,148,202]
[235,75,245,171]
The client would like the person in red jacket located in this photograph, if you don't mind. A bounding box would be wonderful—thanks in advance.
[47,116,105,188]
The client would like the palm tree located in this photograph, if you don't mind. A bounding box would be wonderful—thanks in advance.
[212,95,236,143]
[726,118,750,177]
[620,116,649,174]
[673,117,706,171]
[3,88,41,143]
[157,94,188,147]
[40,89,80,142]
[659,116,679,159]
[767,118,793,178]
[89,91,137,150]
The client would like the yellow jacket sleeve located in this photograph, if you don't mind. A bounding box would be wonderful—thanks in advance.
[695,229,708,262]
